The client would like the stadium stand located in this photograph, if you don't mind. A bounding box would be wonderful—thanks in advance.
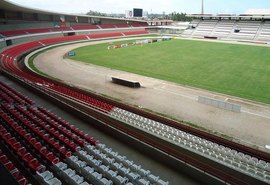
[0,31,269,184]
[181,19,202,37]
[192,20,218,37]
[98,24,118,29]
[1,1,270,184]
[114,24,130,28]
[71,25,99,30]
[122,30,149,36]
[257,21,270,41]
[0,149,29,185]
[211,20,235,38]
[0,81,168,185]
[181,18,270,42]
[131,23,149,27]
[230,21,261,40]
[88,32,124,39]
[0,24,148,38]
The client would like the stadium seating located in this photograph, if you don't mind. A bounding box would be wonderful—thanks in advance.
[211,21,235,38]
[71,25,99,30]
[257,21,270,41]
[99,24,118,29]
[122,30,149,36]
[114,24,130,28]
[192,20,218,37]
[109,107,270,183]
[2,27,269,184]
[230,21,260,40]
[0,23,148,38]
[88,32,124,39]
[0,81,167,185]
[39,35,89,45]
[0,27,71,37]
[181,19,270,42]
[131,23,149,27]
[181,19,201,37]
[0,149,29,185]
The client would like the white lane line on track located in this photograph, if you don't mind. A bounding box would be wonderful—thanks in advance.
[156,86,270,120]
[154,87,197,100]
[241,110,270,120]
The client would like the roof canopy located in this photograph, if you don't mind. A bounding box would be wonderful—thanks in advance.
[0,0,148,22]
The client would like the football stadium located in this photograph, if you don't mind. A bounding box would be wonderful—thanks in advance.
[0,0,270,185]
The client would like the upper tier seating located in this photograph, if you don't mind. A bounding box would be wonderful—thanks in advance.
[98,24,118,29]
[39,35,89,45]
[88,32,124,39]
[71,25,99,30]
[122,30,149,36]
[0,24,147,38]
[114,24,130,28]
[131,23,149,27]
[0,27,72,37]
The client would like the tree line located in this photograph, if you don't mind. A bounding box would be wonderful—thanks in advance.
[86,10,193,22]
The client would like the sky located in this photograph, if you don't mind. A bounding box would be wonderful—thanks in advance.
[8,0,270,15]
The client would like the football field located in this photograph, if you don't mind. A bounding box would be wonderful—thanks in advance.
[69,39,270,104]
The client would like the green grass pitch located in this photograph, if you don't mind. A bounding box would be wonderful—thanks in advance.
[69,39,270,104]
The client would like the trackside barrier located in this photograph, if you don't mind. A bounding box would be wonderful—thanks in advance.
[198,96,241,112]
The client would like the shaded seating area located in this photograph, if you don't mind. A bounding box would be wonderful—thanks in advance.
[0,24,148,38]
[131,23,149,27]
[0,81,167,185]
[122,30,149,36]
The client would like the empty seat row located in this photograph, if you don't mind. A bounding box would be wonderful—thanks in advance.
[1,103,73,158]
[87,144,169,184]
[122,30,149,36]
[0,149,29,185]
[37,106,97,145]
[67,155,113,185]
[24,106,85,149]
[182,20,270,41]
[0,24,147,37]
[54,162,90,185]
[0,109,60,165]
[0,81,170,184]
[0,82,34,105]
[109,107,270,183]
[37,170,62,185]
[0,124,46,173]
[47,84,114,113]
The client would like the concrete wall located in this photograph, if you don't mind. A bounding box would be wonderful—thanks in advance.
[0,21,56,31]
[198,96,241,112]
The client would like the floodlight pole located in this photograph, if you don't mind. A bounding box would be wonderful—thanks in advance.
[201,0,204,15]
